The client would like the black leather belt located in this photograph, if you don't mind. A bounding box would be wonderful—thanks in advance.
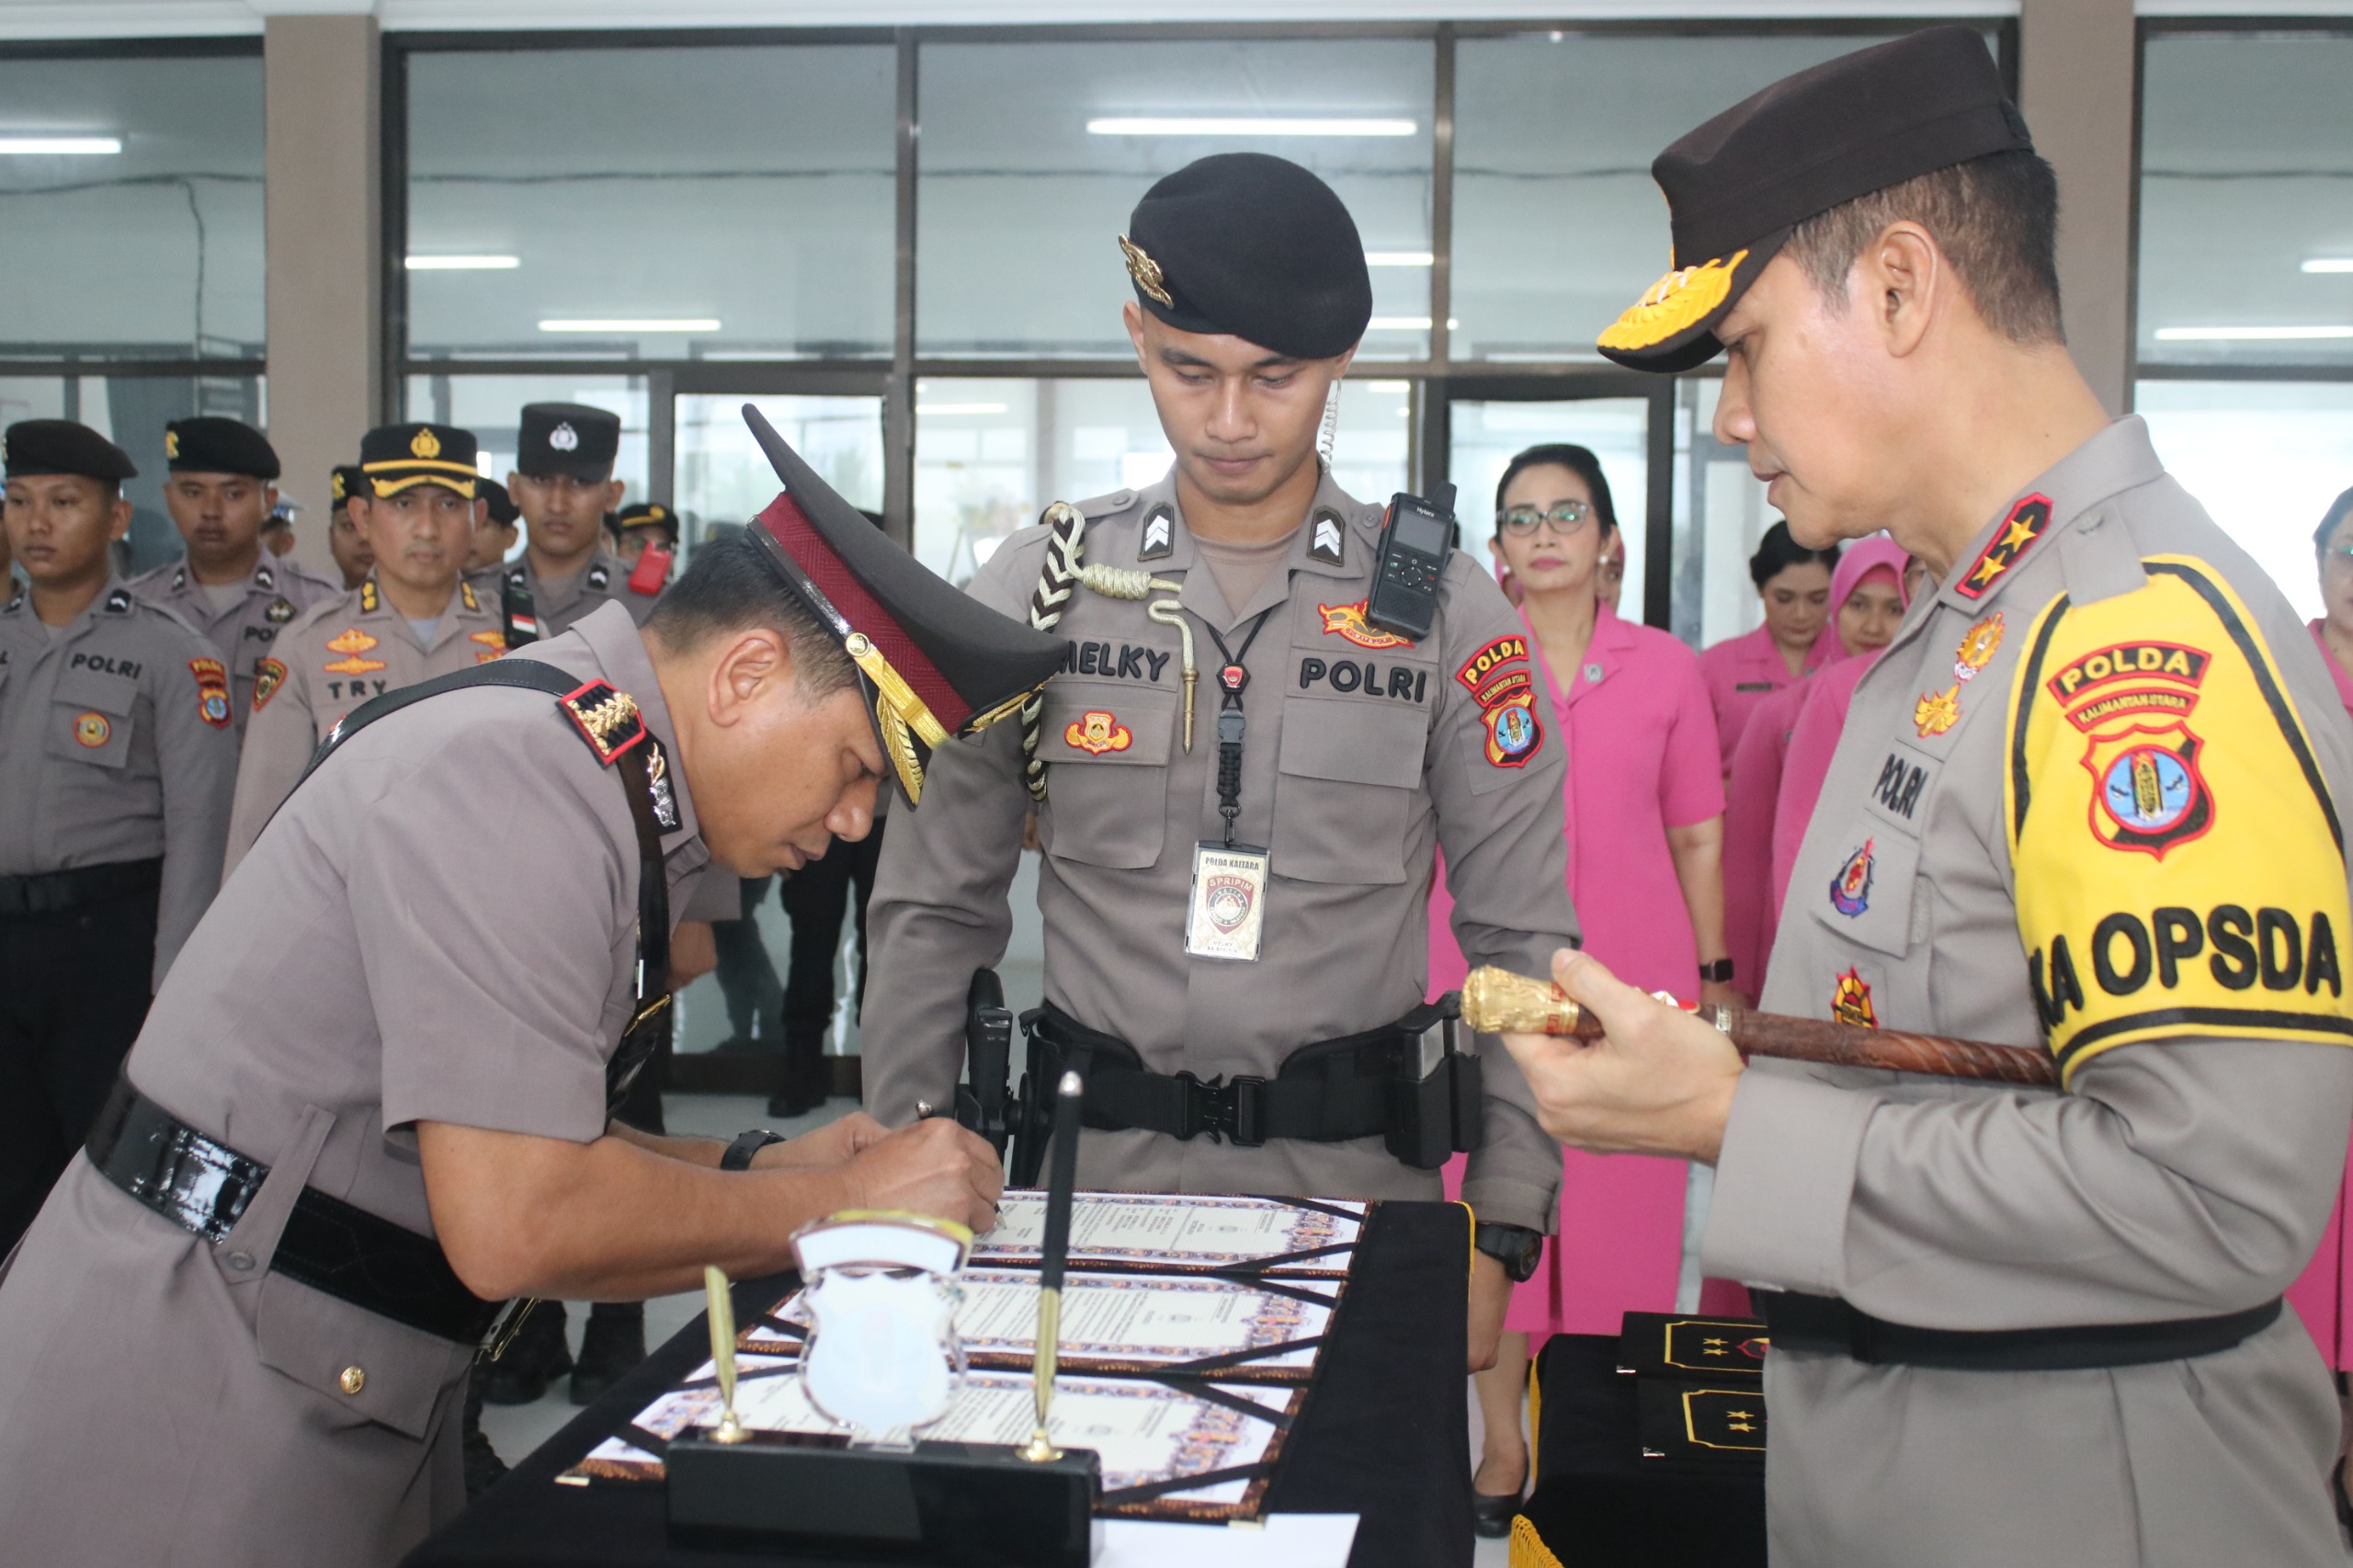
[1026,999,1480,1165]
[86,1077,502,1345]
[1755,1289,2283,1371]
[0,856,162,918]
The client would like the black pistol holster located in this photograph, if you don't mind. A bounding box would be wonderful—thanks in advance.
[999,994,1485,1187]
[954,969,1017,1161]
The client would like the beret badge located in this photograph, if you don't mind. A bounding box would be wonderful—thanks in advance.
[1118,234,1175,308]
[165,430,180,460]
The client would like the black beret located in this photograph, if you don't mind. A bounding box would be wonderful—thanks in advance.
[358,423,479,499]
[477,476,519,527]
[165,416,280,480]
[1599,26,2030,372]
[517,402,620,481]
[3,419,136,483]
[617,501,678,544]
[740,404,1067,809]
[1120,153,1372,360]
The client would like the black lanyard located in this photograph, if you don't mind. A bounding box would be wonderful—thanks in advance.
[1196,608,1277,846]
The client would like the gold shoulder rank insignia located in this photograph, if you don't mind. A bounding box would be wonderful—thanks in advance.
[1955,494,2051,601]
[558,678,648,765]
[461,580,480,611]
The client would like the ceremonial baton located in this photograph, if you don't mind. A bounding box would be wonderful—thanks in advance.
[1460,965,2057,1089]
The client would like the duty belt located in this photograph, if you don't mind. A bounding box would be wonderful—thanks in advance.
[0,856,162,918]
[86,1076,502,1345]
[1021,999,1483,1174]
[1755,1289,2283,1372]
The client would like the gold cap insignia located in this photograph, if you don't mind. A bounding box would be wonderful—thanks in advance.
[1119,234,1175,309]
[165,430,180,460]
[331,472,347,500]
[410,426,442,460]
[1597,249,1748,353]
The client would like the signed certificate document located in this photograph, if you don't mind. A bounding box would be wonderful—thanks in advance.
[974,1193,1365,1278]
[743,1268,1336,1381]
[567,1358,1299,1521]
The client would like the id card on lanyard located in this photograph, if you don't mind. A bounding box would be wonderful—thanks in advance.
[1187,841,1269,960]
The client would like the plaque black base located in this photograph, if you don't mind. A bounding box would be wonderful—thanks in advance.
[665,1429,1102,1566]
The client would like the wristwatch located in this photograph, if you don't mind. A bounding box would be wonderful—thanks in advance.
[1699,958,1735,984]
[721,1129,787,1172]
[1473,1221,1546,1284]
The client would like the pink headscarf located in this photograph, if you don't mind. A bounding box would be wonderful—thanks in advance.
[1808,535,1910,664]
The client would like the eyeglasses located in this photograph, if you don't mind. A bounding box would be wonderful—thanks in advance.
[1496,500,1594,536]
[2326,545,2353,568]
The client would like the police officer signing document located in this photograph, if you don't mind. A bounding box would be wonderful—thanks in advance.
[865,153,1578,1361]
[1500,29,2353,1567]
[0,411,1047,1568]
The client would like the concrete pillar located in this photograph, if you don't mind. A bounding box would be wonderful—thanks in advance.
[263,14,382,570]
[2019,0,2138,415]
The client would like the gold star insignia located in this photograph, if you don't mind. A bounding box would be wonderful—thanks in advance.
[1999,515,2040,551]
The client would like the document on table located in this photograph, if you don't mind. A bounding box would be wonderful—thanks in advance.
[742,1268,1337,1381]
[973,1193,1366,1279]
[565,1357,1302,1521]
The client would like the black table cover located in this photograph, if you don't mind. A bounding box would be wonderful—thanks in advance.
[405,1200,1472,1568]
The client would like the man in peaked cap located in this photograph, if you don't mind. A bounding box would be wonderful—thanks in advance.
[501,401,656,648]
[0,406,1052,1568]
[614,499,678,573]
[1497,28,2353,1567]
[130,417,339,742]
[222,422,508,878]
[863,153,1578,1540]
[0,419,238,1256]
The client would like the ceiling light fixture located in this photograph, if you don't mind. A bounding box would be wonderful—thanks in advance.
[1366,316,1458,331]
[1365,251,1434,267]
[1086,117,1415,138]
[407,255,519,270]
[539,318,720,333]
[2154,324,2353,342]
[916,403,1009,416]
[0,137,120,155]
[2302,259,2353,275]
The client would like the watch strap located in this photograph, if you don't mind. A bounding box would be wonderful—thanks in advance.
[721,1129,786,1172]
[1699,958,1735,983]
[1474,1221,1545,1284]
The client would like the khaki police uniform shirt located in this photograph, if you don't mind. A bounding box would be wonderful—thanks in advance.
[0,580,238,986]
[1705,418,2353,1567]
[223,576,507,878]
[128,555,340,739]
[866,470,1578,1233]
[503,549,660,638]
[0,603,712,1568]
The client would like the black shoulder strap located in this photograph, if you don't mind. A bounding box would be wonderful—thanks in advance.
[291,659,672,1112]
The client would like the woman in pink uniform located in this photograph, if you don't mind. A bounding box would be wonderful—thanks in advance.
[1720,537,1908,997]
[2303,489,2353,1412]
[1697,522,1842,768]
[1426,443,1733,1531]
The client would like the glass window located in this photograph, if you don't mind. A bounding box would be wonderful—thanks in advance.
[404,44,896,362]
[1450,29,1955,362]
[914,375,1411,584]
[1449,397,1653,618]
[675,393,886,550]
[403,371,652,499]
[0,48,265,360]
[2139,32,2353,369]
[2138,381,2353,621]
[916,38,1435,360]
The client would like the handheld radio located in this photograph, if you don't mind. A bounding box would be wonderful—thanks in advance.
[1364,482,1458,643]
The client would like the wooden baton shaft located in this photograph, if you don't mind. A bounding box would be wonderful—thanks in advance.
[1459,965,2057,1089]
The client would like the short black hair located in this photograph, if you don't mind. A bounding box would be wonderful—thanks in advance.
[1784,148,2063,347]
[644,537,857,701]
[1749,519,1840,589]
[2315,487,2353,552]
[1494,443,1618,538]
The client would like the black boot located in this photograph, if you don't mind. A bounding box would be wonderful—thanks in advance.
[478,1301,571,1406]
[571,1302,647,1405]
[460,1361,509,1498]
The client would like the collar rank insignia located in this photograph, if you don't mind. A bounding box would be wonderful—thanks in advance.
[1955,494,2052,601]
[104,588,132,614]
[267,597,294,624]
[360,580,380,613]
[1309,508,1347,567]
[1139,505,1176,562]
[587,563,610,591]
[558,678,648,766]
[172,567,188,591]
[643,734,682,830]
[461,580,479,612]
[256,564,275,590]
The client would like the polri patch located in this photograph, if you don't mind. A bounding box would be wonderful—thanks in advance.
[1318,600,1410,650]
[189,657,233,729]
[266,597,295,624]
[1456,635,1530,707]
[558,679,648,765]
[1063,710,1133,756]
[253,656,287,710]
[73,710,110,748]
[1483,692,1543,768]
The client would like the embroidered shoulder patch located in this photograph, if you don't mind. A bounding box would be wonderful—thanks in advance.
[558,679,648,765]
[1456,635,1531,708]
[1319,600,1410,651]
[1063,710,1133,755]
[253,656,287,711]
[1482,691,1543,767]
[189,658,233,729]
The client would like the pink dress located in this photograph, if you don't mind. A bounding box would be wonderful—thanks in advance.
[2299,621,2353,1369]
[1699,622,1827,771]
[1770,653,1878,924]
[1430,603,1724,1336]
